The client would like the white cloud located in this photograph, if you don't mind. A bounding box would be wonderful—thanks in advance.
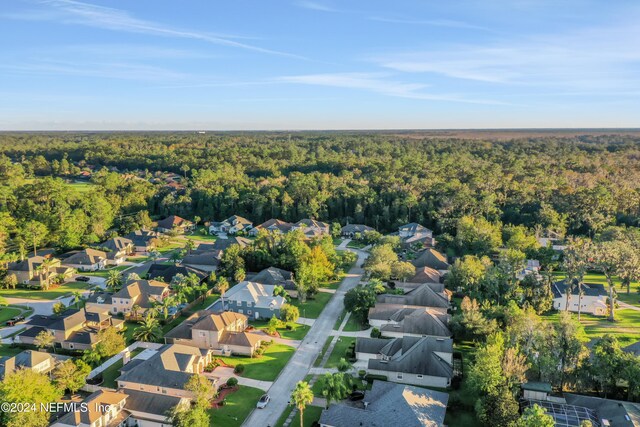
[368,16,492,32]
[294,1,337,12]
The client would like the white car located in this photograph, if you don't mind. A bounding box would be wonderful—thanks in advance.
[256,394,270,409]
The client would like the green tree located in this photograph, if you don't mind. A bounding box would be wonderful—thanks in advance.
[169,404,209,427]
[0,369,62,427]
[290,381,314,427]
[554,311,588,391]
[591,334,624,397]
[516,404,554,427]
[280,303,300,323]
[343,285,377,325]
[216,276,230,308]
[20,220,48,256]
[34,330,55,353]
[185,373,216,408]
[592,240,621,321]
[455,215,502,256]
[445,255,491,295]
[321,373,350,408]
[95,327,125,358]
[391,261,415,282]
[53,359,91,394]
[363,244,398,280]
[476,385,520,427]
[133,316,162,342]
[106,269,123,291]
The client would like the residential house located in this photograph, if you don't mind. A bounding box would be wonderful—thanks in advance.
[319,380,449,427]
[63,248,108,271]
[398,223,432,239]
[377,283,450,309]
[0,350,70,379]
[110,279,171,316]
[116,344,213,399]
[6,255,74,288]
[156,215,194,234]
[411,248,450,272]
[15,308,123,351]
[98,237,134,266]
[123,389,189,427]
[409,266,442,284]
[340,224,374,238]
[248,219,294,236]
[125,230,159,254]
[50,390,131,427]
[367,305,451,339]
[164,310,262,356]
[208,215,253,235]
[355,336,454,388]
[250,266,297,297]
[292,219,330,237]
[224,281,286,320]
[181,252,220,272]
[146,264,208,285]
[209,236,252,252]
[551,281,608,316]
[398,223,435,249]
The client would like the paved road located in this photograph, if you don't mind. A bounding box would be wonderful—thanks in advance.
[241,248,368,427]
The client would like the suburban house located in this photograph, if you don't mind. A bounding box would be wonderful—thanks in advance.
[164,310,262,356]
[210,236,252,252]
[224,281,286,319]
[319,380,449,427]
[340,224,374,238]
[123,389,189,427]
[181,252,220,272]
[62,248,108,271]
[116,344,213,399]
[146,263,208,285]
[248,218,294,236]
[623,341,640,357]
[98,236,134,265]
[355,336,454,388]
[51,390,130,427]
[292,219,330,237]
[0,350,70,379]
[6,255,74,288]
[551,280,608,316]
[396,223,435,248]
[377,283,450,309]
[368,305,451,339]
[110,279,171,316]
[250,266,297,297]
[125,230,159,254]
[15,308,124,351]
[209,215,253,235]
[409,266,442,284]
[156,215,194,234]
[411,248,450,272]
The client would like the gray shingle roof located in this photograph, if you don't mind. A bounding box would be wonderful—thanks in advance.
[122,389,184,417]
[411,249,449,270]
[377,284,449,308]
[319,380,448,427]
[551,281,608,299]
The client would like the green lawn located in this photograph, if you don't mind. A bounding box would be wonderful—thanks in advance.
[325,337,356,368]
[346,240,367,249]
[187,294,220,313]
[0,307,22,324]
[249,320,310,341]
[288,405,323,427]
[185,227,218,243]
[320,279,342,290]
[209,385,264,427]
[83,265,130,278]
[216,343,295,381]
[101,348,145,388]
[0,345,23,357]
[553,271,640,307]
[121,321,140,344]
[543,308,640,346]
[161,315,188,335]
[0,282,93,300]
[342,314,366,332]
[314,336,333,367]
[333,310,347,330]
[332,237,343,245]
[290,292,333,319]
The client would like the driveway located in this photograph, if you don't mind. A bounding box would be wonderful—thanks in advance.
[241,248,368,427]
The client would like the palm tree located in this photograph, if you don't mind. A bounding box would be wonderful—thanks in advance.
[155,296,176,320]
[133,316,162,342]
[169,251,182,264]
[291,381,314,427]
[130,304,142,321]
[71,291,83,308]
[36,257,56,289]
[185,240,196,255]
[150,250,161,263]
[106,270,123,292]
[234,268,246,284]
[216,277,229,310]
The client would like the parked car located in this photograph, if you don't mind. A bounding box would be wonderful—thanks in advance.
[6,316,25,326]
[76,276,91,282]
[256,394,270,409]
[348,391,365,401]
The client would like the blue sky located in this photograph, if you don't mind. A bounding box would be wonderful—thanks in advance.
[1,0,640,130]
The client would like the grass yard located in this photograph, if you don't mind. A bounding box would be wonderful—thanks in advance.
[66,181,95,193]
[342,313,366,332]
[0,307,22,324]
[346,240,367,249]
[314,336,333,367]
[288,405,323,427]
[290,291,333,319]
[332,237,343,245]
[185,227,218,243]
[101,348,145,388]
[553,271,640,308]
[161,315,188,335]
[543,309,640,346]
[249,320,310,341]
[333,310,347,330]
[0,281,93,300]
[187,294,220,313]
[325,337,356,368]
[216,343,295,381]
[0,345,23,357]
[157,242,186,254]
[83,265,129,278]
[209,385,264,427]
[320,279,342,290]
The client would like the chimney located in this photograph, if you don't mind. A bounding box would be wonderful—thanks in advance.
[122,350,131,365]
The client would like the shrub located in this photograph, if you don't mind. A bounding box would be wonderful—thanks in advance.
[370,328,381,338]
[226,377,238,387]
[234,364,245,374]
[254,347,264,356]
[358,370,366,379]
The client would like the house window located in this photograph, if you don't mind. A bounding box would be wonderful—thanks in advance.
[162,389,167,394]
[397,373,403,380]
[417,374,423,379]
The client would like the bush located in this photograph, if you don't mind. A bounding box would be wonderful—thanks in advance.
[365,374,387,383]
[204,361,219,372]
[358,370,366,379]
[370,328,381,338]
[226,377,238,387]
[234,364,245,374]
[254,347,264,356]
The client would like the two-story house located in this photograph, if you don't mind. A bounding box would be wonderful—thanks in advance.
[98,237,134,266]
[209,215,253,235]
[248,219,294,236]
[63,248,108,271]
[156,215,194,234]
[223,281,286,320]
[6,255,74,288]
[51,390,130,427]
[110,279,171,316]
[125,230,160,254]
[164,310,262,356]
[0,350,69,379]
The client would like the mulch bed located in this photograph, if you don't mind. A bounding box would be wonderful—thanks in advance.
[210,385,239,409]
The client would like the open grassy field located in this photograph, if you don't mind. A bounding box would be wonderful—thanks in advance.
[209,385,264,427]
[0,281,93,300]
[83,265,130,278]
[553,271,640,307]
[542,308,640,346]
[216,343,295,381]
[290,291,333,319]
[249,320,310,341]
[184,227,218,243]
[325,337,356,368]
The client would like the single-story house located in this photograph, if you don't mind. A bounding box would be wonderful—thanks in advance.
[398,223,432,239]
[368,304,451,339]
[249,266,297,297]
[248,219,294,236]
[551,280,608,316]
[156,215,194,234]
[292,219,330,236]
[224,281,286,320]
[411,248,450,272]
[181,252,220,272]
[409,267,442,284]
[209,236,252,252]
[125,230,160,254]
[164,310,262,356]
[356,336,454,388]
[340,224,374,238]
[319,380,448,427]
[209,215,253,235]
[62,248,108,271]
[146,263,208,285]
[377,283,450,309]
